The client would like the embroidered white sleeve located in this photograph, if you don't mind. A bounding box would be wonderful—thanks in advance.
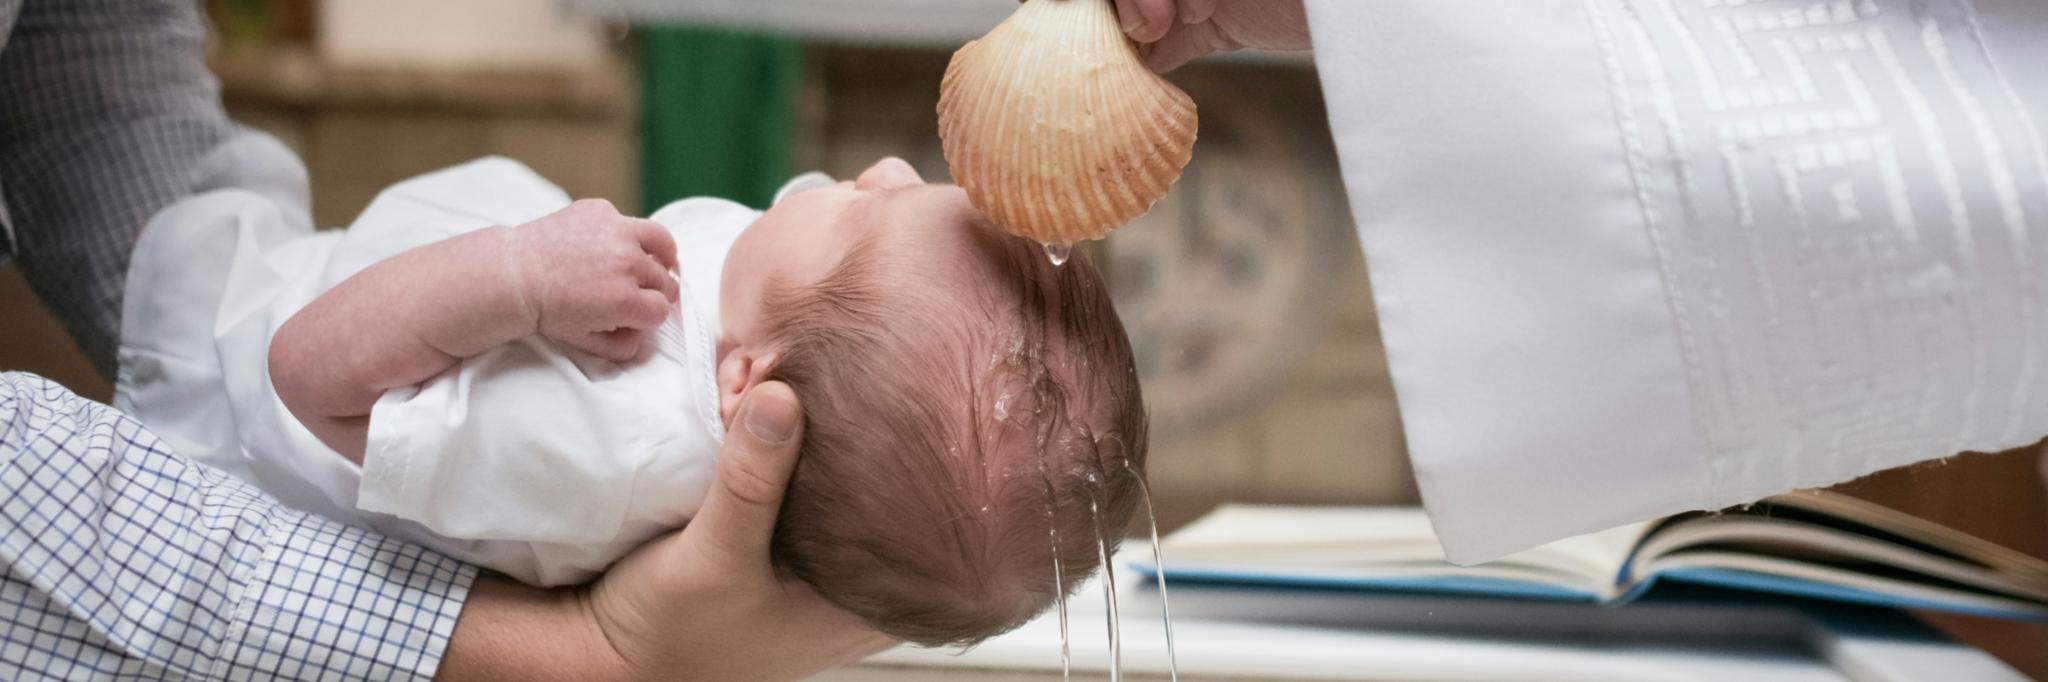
[1308,0,2048,561]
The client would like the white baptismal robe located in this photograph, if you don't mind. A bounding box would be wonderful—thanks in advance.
[1306,0,2048,562]
[117,149,827,585]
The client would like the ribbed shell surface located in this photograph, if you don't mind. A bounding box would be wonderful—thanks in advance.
[938,0,1198,244]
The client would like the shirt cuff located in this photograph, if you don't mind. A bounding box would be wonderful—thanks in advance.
[218,508,478,681]
[360,385,427,519]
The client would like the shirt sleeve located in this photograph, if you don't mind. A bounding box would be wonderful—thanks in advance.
[360,338,649,548]
[1302,0,2048,563]
[0,0,238,376]
[0,372,478,681]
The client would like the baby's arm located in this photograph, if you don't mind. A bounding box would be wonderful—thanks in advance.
[270,199,679,462]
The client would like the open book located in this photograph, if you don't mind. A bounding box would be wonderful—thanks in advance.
[1137,491,2048,621]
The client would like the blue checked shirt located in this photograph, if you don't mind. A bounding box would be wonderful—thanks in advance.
[0,372,477,680]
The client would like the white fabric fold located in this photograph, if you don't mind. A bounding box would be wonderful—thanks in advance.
[1308,0,2048,563]
[121,155,787,585]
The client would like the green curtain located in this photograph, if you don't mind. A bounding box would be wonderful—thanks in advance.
[638,27,804,211]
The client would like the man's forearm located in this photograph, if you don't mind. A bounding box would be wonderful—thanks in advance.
[0,372,477,680]
[439,577,630,682]
[271,226,536,460]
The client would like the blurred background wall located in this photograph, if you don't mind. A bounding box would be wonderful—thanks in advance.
[0,0,2039,672]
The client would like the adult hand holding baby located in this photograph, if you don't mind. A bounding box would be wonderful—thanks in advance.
[443,383,893,681]
[509,198,681,362]
[586,382,895,680]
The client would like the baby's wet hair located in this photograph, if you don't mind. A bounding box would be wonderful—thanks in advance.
[761,226,1147,647]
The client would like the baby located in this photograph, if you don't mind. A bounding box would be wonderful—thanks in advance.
[115,136,1147,646]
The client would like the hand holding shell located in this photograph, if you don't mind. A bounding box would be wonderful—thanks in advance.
[938,0,1199,244]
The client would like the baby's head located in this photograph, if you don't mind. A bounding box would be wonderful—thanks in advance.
[716,158,1147,646]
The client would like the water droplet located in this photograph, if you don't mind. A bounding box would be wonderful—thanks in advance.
[1044,242,1074,267]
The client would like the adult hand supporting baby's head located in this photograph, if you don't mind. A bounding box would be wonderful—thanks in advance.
[583,382,894,681]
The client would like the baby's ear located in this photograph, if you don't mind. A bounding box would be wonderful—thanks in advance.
[715,349,781,428]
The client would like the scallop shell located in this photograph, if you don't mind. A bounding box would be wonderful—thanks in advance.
[938,0,1198,244]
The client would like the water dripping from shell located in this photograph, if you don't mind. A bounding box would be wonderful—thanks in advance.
[1044,242,1074,267]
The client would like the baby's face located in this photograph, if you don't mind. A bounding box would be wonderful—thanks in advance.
[722,158,982,335]
[716,158,1015,423]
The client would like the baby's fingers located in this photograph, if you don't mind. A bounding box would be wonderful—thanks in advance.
[632,256,681,304]
[632,220,680,271]
[614,287,674,330]
[579,328,651,363]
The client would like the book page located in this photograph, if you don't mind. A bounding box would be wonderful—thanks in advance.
[1159,505,1651,595]
[1645,552,2048,620]
[1634,517,2048,603]
[1766,492,2048,581]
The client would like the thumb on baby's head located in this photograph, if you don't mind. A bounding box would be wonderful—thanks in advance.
[689,381,804,568]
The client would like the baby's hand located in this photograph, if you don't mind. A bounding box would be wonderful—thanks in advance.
[509,199,681,362]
